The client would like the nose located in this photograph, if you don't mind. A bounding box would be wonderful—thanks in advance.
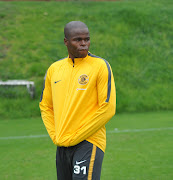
[80,40,86,46]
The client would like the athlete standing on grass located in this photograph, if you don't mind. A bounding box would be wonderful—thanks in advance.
[39,21,116,180]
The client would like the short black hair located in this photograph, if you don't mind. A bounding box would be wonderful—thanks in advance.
[64,21,89,39]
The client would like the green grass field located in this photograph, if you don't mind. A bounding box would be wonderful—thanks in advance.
[0,111,172,180]
[0,0,173,119]
[0,0,172,179]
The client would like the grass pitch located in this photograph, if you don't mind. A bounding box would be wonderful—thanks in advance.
[0,0,173,119]
[0,111,172,180]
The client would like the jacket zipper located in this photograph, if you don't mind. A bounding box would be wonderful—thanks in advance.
[72,59,75,67]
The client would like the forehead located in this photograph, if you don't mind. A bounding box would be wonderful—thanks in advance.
[69,28,90,39]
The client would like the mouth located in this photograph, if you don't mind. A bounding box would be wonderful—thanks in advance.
[78,49,88,51]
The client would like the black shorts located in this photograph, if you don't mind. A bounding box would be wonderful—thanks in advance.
[56,140,104,180]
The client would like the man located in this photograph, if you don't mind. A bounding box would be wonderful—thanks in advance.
[39,21,116,180]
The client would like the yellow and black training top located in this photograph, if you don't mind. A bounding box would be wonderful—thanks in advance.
[39,52,116,152]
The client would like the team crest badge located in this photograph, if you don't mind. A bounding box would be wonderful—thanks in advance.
[78,74,89,85]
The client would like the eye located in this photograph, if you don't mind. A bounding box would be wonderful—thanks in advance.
[75,38,81,42]
[85,38,90,42]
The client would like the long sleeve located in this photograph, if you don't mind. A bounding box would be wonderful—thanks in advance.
[69,61,116,146]
[39,69,56,144]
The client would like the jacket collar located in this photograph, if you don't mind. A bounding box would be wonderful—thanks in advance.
[67,54,89,66]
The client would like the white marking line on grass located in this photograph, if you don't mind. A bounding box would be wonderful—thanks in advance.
[0,127,173,140]
[0,134,49,140]
[107,127,173,133]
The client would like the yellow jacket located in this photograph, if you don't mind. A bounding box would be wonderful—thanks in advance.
[39,52,116,152]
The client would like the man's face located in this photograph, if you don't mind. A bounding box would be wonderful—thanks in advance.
[64,28,90,59]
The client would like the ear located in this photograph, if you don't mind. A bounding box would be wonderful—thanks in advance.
[64,37,68,46]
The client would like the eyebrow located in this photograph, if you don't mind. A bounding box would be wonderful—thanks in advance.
[72,36,90,39]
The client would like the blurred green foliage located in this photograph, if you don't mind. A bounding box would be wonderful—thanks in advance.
[0,0,172,119]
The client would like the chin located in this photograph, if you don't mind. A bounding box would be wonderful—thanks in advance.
[78,52,88,58]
